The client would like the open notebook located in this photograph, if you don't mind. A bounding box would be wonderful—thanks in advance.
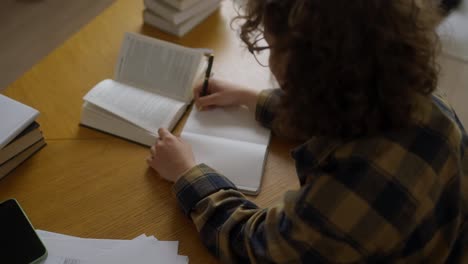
[182,107,270,194]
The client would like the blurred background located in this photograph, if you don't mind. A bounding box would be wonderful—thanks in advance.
[0,0,115,91]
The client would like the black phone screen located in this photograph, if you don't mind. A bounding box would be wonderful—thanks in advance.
[0,199,47,264]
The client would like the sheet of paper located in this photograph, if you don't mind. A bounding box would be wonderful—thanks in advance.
[39,232,152,259]
[39,232,178,264]
[84,79,185,133]
[182,131,268,193]
[183,107,270,145]
[133,234,188,263]
[115,32,203,102]
[37,231,186,264]
[43,255,84,264]
[87,239,179,264]
[40,237,131,260]
[36,230,79,240]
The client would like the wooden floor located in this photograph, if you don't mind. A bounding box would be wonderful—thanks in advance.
[0,0,115,91]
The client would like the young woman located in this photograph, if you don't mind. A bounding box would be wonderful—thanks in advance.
[147,0,467,262]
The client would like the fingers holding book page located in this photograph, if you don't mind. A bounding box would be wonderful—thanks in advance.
[147,128,196,182]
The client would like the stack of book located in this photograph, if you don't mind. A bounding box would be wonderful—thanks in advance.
[0,94,45,180]
[143,0,221,37]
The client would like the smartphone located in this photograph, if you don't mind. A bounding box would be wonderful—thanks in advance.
[0,199,47,264]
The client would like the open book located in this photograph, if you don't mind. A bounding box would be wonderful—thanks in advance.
[81,32,271,194]
[81,32,207,145]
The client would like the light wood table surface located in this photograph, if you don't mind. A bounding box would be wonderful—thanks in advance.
[0,0,299,263]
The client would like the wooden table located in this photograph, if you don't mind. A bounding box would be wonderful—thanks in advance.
[0,0,299,263]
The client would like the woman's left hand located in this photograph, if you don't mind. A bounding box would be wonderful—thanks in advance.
[146,128,196,182]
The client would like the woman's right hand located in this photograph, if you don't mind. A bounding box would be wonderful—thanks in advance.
[193,79,259,110]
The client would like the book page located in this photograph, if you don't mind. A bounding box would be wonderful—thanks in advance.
[115,32,204,102]
[183,107,270,145]
[83,79,186,133]
[181,131,267,194]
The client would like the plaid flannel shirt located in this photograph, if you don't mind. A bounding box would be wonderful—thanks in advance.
[173,89,468,263]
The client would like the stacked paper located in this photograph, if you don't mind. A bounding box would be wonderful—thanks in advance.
[37,230,188,264]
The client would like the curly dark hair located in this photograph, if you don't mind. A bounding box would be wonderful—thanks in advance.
[235,0,442,139]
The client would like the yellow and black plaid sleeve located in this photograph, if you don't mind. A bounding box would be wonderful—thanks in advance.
[173,163,237,216]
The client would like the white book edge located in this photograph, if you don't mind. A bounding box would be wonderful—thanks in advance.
[0,94,39,149]
[144,0,220,24]
[81,102,158,147]
[143,3,220,37]
[83,80,187,134]
[80,102,188,147]
[160,0,203,11]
